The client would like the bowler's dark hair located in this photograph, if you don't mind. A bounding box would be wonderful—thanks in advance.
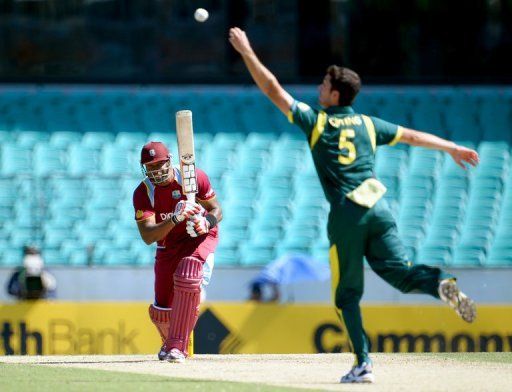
[326,65,361,106]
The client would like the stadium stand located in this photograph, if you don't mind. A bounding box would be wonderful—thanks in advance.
[0,86,511,267]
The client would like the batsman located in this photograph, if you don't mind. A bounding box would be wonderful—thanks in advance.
[229,27,478,383]
[133,115,222,363]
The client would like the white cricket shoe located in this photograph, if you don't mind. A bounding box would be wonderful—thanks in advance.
[165,348,186,363]
[439,279,477,323]
[340,362,375,383]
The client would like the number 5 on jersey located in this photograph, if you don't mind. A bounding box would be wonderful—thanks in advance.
[338,128,356,165]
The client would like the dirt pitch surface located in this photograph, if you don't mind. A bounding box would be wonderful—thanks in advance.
[2,353,512,391]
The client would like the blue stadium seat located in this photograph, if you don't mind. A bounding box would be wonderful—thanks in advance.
[47,176,86,192]
[214,242,240,266]
[275,244,310,258]
[0,178,19,207]
[311,245,329,265]
[485,237,512,267]
[415,246,450,266]
[75,224,111,247]
[42,248,70,265]
[0,143,32,175]
[86,176,120,191]
[8,228,39,248]
[120,176,142,196]
[0,131,12,141]
[81,131,116,148]
[192,132,213,144]
[247,227,278,247]
[68,144,101,175]
[130,242,156,266]
[375,146,408,178]
[101,249,137,265]
[112,225,140,248]
[244,132,275,151]
[60,242,90,265]
[43,226,74,248]
[1,87,512,269]
[33,143,68,176]
[114,132,148,148]
[49,131,83,147]
[450,247,485,267]
[15,131,50,147]
[239,243,275,266]
[0,248,24,267]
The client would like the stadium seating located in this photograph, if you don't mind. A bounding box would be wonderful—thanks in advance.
[0,86,511,268]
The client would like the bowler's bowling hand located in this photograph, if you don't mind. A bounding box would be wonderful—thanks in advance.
[229,27,253,56]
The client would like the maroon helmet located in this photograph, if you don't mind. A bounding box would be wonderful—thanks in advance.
[140,141,173,184]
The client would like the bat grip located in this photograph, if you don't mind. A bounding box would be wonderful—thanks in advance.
[186,193,198,219]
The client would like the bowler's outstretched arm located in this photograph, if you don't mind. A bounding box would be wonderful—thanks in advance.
[399,128,480,169]
[229,27,294,115]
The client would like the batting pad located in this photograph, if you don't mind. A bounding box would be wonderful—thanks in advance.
[166,257,203,355]
[148,304,171,343]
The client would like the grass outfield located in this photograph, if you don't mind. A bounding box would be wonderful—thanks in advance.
[1,353,511,392]
[421,352,512,364]
[0,364,310,392]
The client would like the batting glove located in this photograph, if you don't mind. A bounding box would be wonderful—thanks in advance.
[171,201,202,224]
[186,216,210,237]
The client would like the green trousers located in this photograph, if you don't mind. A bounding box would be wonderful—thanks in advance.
[327,198,453,365]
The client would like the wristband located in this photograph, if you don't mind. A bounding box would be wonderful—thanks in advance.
[171,214,181,224]
[205,214,218,229]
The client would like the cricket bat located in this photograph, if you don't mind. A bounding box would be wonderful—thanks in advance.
[176,110,198,202]
[175,110,197,357]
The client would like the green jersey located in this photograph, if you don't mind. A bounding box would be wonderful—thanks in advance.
[287,100,403,206]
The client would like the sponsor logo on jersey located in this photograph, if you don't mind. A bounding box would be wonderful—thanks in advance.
[160,212,173,220]
[172,190,181,199]
[136,210,144,219]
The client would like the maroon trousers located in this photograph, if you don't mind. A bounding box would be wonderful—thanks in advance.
[153,232,218,308]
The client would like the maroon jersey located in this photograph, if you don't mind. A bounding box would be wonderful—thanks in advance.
[133,167,218,251]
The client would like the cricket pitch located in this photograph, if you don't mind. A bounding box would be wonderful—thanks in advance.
[2,353,512,391]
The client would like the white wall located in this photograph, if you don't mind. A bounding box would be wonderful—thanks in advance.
[1,267,511,304]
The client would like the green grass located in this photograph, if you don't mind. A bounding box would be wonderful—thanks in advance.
[431,352,512,364]
[0,364,313,392]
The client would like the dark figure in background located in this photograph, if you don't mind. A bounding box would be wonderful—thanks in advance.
[7,246,57,300]
[248,281,280,303]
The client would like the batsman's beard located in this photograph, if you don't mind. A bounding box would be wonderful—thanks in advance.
[143,160,173,184]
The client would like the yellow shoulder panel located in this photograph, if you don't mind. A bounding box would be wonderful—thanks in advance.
[361,115,376,152]
[310,111,327,149]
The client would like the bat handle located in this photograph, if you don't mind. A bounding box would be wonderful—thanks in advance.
[186,193,198,219]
